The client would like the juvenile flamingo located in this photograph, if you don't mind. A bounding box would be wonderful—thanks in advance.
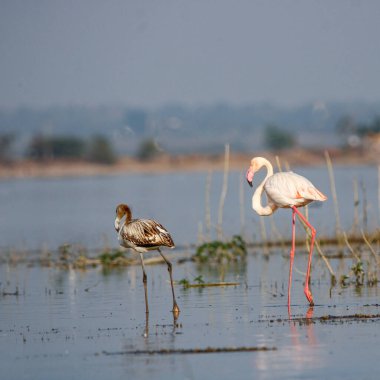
[245,157,327,308]
[114,204,180,314]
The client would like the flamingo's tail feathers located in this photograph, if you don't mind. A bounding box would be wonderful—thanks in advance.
[306,187,328,202]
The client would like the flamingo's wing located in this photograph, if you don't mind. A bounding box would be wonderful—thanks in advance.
[122,219,175,248]
[264,172,327,207]
[297,183,327,201]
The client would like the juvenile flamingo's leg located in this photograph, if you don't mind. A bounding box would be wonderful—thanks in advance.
[292,206,315,306]
[288,208,297,313]
[139,252,149,314]
[158,248,180,314]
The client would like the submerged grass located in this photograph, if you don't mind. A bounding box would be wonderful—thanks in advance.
[178,275,240,289]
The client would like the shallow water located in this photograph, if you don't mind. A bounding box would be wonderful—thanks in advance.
[1,250,380,380]
[1,165,380,378]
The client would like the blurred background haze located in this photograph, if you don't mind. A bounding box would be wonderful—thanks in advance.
[1,0,380,160]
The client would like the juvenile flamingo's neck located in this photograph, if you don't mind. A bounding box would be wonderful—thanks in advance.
[251,158,275,216]
[123,205,132,223]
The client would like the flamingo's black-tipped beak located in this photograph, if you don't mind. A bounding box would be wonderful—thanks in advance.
[114,218,120,233]
[246,168,254,187]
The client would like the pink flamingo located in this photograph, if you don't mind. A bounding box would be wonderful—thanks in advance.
[246,157,327,308]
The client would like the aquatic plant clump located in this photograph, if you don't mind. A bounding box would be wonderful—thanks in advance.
[98,249,128,266]
[339,259,378,288]
[194,235,247,264]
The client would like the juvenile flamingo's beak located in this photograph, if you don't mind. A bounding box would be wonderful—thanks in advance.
[246,168,254,187]
[114,218,120,232]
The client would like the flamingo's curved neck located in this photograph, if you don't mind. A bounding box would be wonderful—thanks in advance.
[252,158,275,216]
[123,206,132,223]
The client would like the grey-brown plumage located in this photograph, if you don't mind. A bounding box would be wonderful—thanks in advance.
[114,203,180,315]
[119,218,175,251]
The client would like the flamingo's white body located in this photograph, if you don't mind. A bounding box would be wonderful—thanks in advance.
[246,157,327,308]
[114,204,180,314]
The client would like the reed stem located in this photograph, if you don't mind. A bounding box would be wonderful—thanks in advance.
[275,155,282,172]
[259,217,269,257]
[205,170,212,241]
[315,240,336,280]
[217,144,230,240]
[343,231,361,262]
[360,180,368,231]
[352,178,359,235]
[361,229,380,266]
[239,170,246,236]
[325,150,343,243]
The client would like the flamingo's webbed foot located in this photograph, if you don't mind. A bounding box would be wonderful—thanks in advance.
[304,288,314,307]
[172,303,180,314]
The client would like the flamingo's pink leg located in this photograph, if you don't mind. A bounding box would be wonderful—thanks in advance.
[291,206,315,306]
[288,207,297,313]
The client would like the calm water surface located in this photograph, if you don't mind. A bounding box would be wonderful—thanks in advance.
[1,165,380,379]
[1,251,380,380]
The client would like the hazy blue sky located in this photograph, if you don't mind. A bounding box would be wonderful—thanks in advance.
[1,0,380,108]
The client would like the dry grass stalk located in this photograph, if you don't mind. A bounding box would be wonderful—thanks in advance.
[239,170,246,235]
[361,229,380,266]
[360,180,368,231]
[315,240,336,279]
[217,144,230,239]
[205,169,212,241]
[269,215,286,254]
[325,150,342,242]
[197,221,204,244]
[343,231,361,262]
[352,178,359,235]
[275,155,283,172]
[259,217,269,257]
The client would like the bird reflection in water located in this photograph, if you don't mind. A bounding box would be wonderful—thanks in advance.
[142,308,180,339]
[255,306,324,374]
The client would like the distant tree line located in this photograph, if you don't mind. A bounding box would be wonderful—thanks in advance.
[0,128,299,162]
[0,133,164,164]
[0,134,117,164]
[27,135,117,164]
[1,103,380,155]
[1,114,379,164]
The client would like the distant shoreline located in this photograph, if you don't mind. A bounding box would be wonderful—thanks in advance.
[0,148,378,180]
